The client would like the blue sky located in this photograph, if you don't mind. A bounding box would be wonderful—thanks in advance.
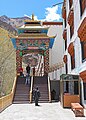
[0,0,63,21]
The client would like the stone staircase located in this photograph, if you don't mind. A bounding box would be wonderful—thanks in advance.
[33,76,49,103]
[13,76,30,104]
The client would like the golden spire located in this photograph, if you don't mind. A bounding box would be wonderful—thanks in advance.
[32,14,34,21]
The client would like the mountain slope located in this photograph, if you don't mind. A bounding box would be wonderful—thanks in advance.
[0,15,31,28]
[0,15,31,34]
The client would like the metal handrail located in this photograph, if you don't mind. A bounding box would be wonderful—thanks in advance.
[11,77,17,101]
[29,76,33,103]
[48,76,51,102]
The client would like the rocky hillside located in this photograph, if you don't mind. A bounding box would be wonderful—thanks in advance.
[0,15,31,35]
[0,27,16,97]
[0,19,17,35]
[0,15,31,28]
[0,15,31,97]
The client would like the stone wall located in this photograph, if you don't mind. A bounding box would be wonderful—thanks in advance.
[0,27,16,97]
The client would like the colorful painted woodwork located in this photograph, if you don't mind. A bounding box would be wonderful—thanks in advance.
[14,15,55,74]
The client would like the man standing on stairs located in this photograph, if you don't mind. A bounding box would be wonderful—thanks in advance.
[25,72,30,86]
[33,87,40,106]
[26,64,30,76]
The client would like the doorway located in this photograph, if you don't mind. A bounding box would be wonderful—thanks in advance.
[50,80,60,102]
[83,82,86,100]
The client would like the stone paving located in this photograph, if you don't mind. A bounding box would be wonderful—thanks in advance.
[0,102,86,120]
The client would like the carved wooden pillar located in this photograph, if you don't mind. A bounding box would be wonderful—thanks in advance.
[16,50,22,73]
[16,39,22,74]
[44,49,49,75]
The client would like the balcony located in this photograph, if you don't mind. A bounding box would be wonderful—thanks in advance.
[68,8,74,26]
[78,17,86,41]
[63,55,67,63]
[81,0,86,15]
[62,6,66,19]
[62,1,66,19]
[63,28,67,40]
[80,70,86,82]
[68,42,74,56]
[69,0,73,9]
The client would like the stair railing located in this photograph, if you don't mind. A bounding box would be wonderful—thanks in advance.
[48,76,51,102]
[11,76,17,100]
[0,76,17,112]
[30,76,33,103]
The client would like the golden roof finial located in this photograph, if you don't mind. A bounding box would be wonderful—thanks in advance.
[32,14,34,20]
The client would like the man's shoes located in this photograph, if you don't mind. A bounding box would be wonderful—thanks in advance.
[35,104,40,106]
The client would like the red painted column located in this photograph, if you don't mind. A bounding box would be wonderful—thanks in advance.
[44,49,49,75]
[16,50,22,73]
[16,39,22,74]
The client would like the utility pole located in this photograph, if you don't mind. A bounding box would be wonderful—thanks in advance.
[52,1,64,7]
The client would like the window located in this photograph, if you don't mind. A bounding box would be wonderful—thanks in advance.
[66,63,68,74]
[83,83,86,100]
[70,22,74,39]
[80,0,86,16]
[65,39,67,50]
[64,81,79,95]
[81,41,86,62]
[64,19,66,28]
[71,53,75,69]
[66,81,69,92]
[74,81,79,94]
[69,0,73,9]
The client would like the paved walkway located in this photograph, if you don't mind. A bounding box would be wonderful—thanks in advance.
[0,102,86,120]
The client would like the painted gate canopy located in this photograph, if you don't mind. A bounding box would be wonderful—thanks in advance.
[22,53,39,67]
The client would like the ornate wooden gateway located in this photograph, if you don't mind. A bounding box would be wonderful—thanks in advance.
[14,15,55,75]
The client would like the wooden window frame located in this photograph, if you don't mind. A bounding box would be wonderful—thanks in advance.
[66,63,68,74]
[65,39,67,50]
[70,22,74,39]
[69,0,73,9]
[81,41,86,62]
[80,0,86,16]
[64,19,66,28]
[71,53,75,70]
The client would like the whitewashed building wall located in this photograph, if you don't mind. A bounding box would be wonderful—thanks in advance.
[48,25,64,80]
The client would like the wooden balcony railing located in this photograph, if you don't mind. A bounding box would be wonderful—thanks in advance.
[69,0,73,9]
[68,42,74,56]
[63,55,67,63]
[80,70,86,82]
[78,17,86,41]
[63,28,67,40]
[0,77,17,112]
[81,0,86,15]
[68,8,74,26]
[62,0,66,19]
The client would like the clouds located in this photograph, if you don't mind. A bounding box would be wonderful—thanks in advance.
[24,6,61,22]
[44,6,61,21]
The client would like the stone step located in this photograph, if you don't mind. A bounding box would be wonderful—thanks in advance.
[14,95,29,98]
[13,101,30,104]
[14,98,29,101]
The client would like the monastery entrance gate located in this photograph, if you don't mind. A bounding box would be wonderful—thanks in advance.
[16,38,50,75]
[14,15,55,76]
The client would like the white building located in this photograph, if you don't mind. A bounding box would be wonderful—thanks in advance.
[47,23,64,80]
[62,0,86,105]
